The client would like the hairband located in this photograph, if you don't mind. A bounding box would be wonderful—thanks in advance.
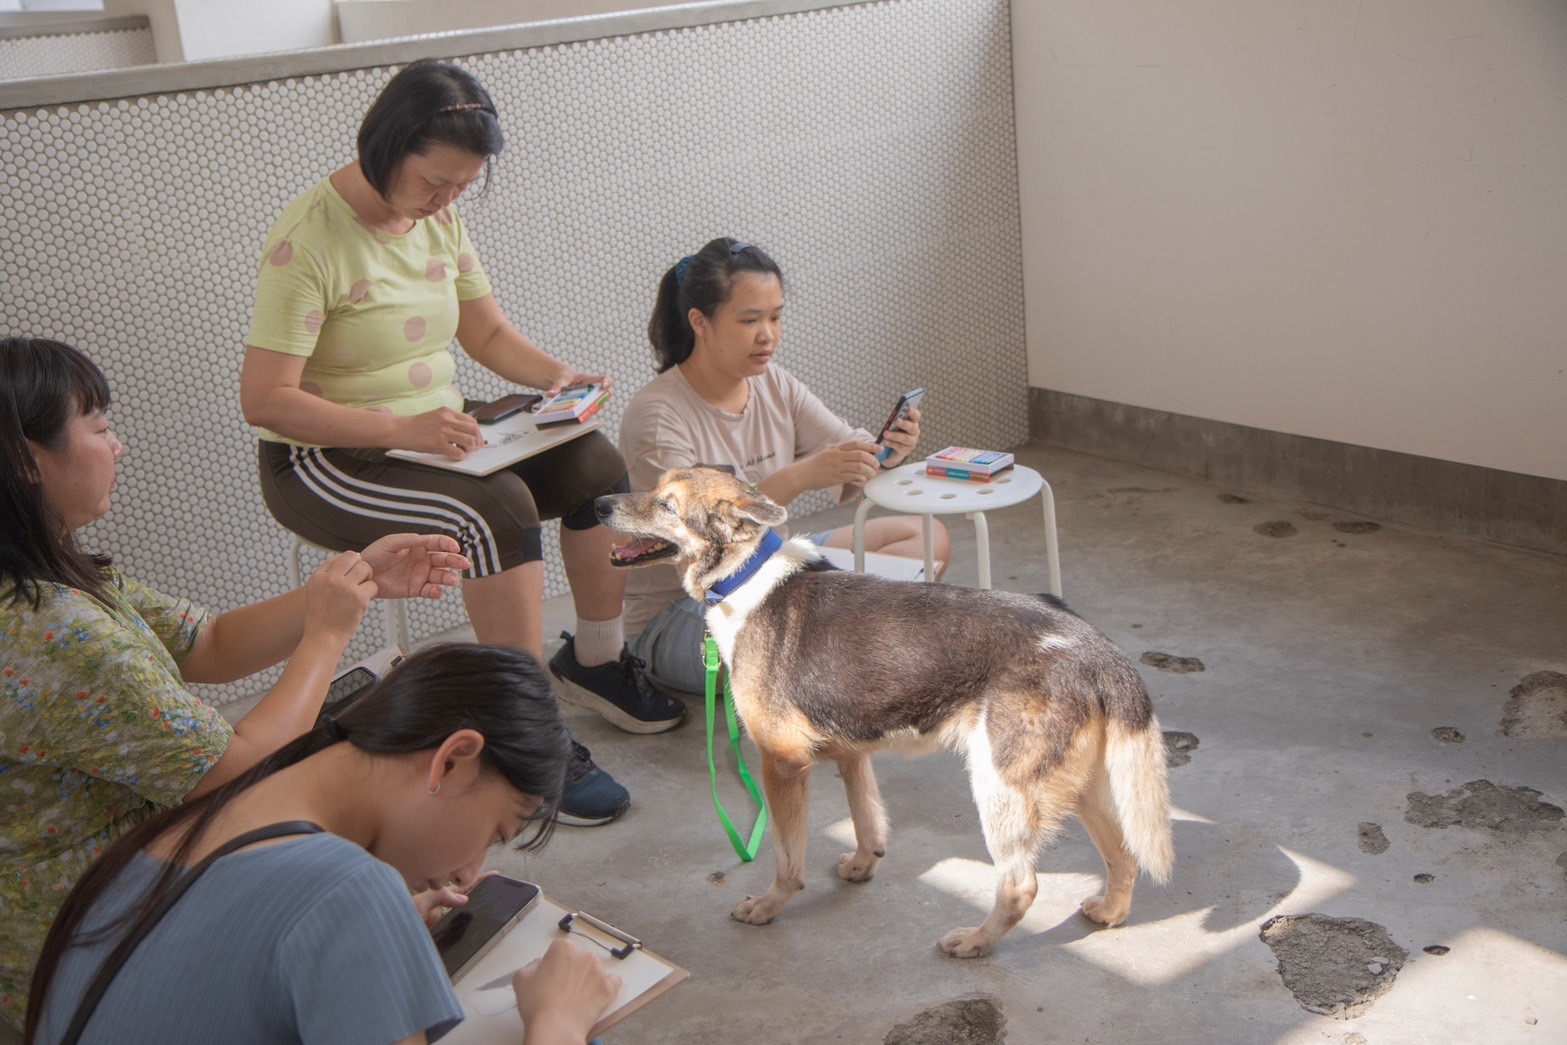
[439,102,490,114]
[319,714,347,741]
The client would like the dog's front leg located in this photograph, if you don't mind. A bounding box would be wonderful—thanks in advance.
[732,753,812,925]
[834,753,887,882]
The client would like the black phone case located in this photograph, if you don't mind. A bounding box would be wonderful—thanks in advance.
[430,875,542,981]
[879,389,925,441]
[470,394,543,424]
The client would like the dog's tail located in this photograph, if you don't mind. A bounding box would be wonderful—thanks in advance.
[1105,713,1174,882]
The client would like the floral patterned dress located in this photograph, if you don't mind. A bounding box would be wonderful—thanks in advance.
[0,569,233,1029]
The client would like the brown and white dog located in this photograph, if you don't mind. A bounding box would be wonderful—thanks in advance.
[597,467,1173,957]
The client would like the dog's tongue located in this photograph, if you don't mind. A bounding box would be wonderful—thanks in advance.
[611,537,668,563]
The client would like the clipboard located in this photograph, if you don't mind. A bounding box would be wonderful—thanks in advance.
[439,893,688,1043]
[386,411,602,477]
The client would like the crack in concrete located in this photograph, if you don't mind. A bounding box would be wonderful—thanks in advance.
[1163,730,1200,768]
[885,997,1005,1044]
[1357,823,1390,854]
[1142,651,1205,673]
[1499,671,1567,738]
[1259,914,1407,1019]
[1405,779,1565,833]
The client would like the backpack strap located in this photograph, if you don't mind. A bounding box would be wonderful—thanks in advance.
[60,820,325,1045]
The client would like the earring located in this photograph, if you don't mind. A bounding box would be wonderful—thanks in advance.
[427,782,441,796]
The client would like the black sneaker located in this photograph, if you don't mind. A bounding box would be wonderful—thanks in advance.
[556,740,630,827]
[548,632,688,734]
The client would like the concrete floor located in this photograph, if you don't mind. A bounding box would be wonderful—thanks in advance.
[254,443,1567,1044]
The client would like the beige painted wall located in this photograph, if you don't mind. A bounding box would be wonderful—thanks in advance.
[1013,1,1567,482]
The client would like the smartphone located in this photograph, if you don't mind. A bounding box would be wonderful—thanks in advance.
[875,387,925,462]
[317,645,405,723]
[430,874,542,982]
[468,393,543,425]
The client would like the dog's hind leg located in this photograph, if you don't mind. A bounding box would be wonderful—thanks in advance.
[834,752,887,883]
[733,753,813,926]
[1076,765,1139,927]
[939,781,1042,958]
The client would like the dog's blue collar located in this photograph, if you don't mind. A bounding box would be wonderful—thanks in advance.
[705,529,784,604]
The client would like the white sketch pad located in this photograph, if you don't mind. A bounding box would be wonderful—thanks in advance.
[386,412,602,477]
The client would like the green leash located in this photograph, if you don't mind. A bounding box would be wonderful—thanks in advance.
[703,634,768,862]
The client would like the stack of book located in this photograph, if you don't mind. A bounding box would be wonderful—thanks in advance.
[533,383,610,425]
[925,446,1015,482]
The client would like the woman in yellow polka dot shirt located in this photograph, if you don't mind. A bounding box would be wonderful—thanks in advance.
[241,61,686,827]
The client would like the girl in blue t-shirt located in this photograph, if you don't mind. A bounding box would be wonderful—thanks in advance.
[28,643,620,1045]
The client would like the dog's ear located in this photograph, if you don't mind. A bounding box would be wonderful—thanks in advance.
[729,486,787,529]
[720,485,789,532]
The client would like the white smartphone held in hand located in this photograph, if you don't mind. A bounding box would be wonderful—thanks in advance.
[430,874,542,982]
[875,387,925,462]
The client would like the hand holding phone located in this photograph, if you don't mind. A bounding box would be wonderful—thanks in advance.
[429,874,542,981]
[875,387,925,462]
[468,393,544,425]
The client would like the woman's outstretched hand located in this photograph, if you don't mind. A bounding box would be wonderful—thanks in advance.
[361,533,470,600]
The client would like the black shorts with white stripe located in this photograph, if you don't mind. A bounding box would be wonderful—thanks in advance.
[257,431,626,577]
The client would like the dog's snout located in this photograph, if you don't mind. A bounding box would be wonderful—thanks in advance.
[594,495,617,523]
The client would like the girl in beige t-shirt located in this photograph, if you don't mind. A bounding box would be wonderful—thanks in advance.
[618,238,951,693]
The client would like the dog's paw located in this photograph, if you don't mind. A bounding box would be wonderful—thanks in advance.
[1079,894,1128,927]
[938,927,995,959]
[836,851,879,882]
[731,895,779,925]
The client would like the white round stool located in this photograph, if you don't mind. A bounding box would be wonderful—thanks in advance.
[851,461,1061,594]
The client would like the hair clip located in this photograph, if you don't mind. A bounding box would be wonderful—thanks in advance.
[438,102,489,114]
[674,255,694,284]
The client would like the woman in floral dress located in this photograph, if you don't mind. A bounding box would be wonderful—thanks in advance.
[0,337,470,1029]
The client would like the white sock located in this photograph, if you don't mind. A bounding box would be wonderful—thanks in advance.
[574,616,624,667]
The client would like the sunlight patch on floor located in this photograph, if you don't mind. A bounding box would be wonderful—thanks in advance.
[1265,847,1358,919]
